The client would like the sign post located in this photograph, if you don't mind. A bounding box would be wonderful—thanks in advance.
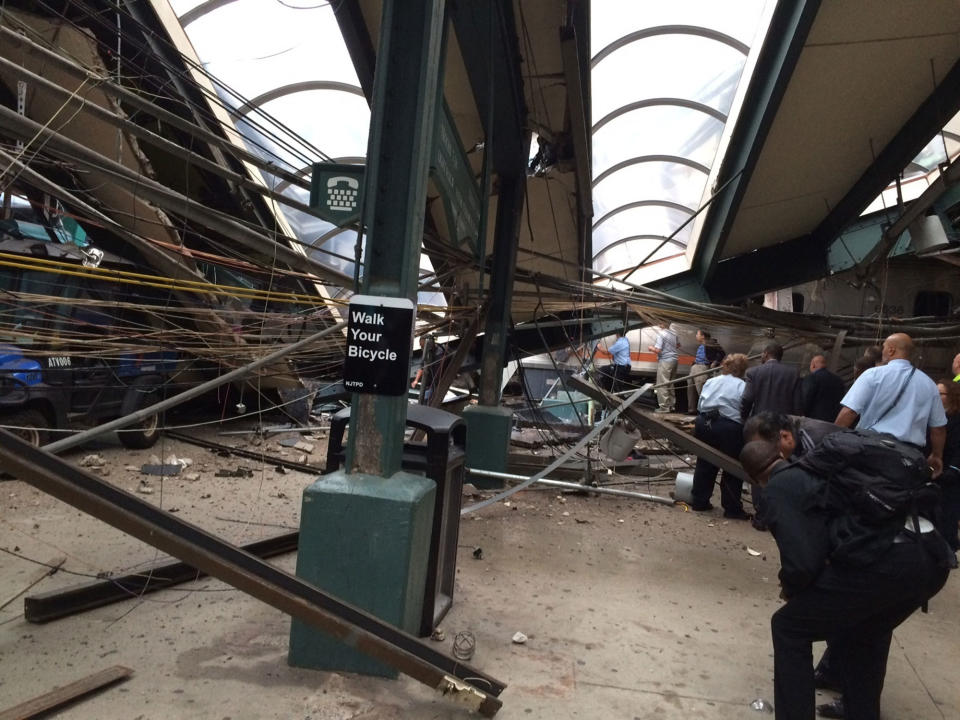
[309,163,365,226]
[343,295,414,396]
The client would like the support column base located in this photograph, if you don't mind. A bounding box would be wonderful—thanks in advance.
[463,405,513,488]
[288,470,435,677]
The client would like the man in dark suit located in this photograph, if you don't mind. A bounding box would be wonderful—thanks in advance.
[740,343,800,530]
[801,353,845,422]
[741,343,800,420]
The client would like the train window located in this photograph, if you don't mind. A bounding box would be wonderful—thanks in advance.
[913,291,951,317]
[791,293,805,313]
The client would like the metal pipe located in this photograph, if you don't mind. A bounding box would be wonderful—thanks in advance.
[0,24,310,192]
[466,468,676,506]
[0,104,353,288]
[461,383,652,515]
[0,54,317,218]
[43,321,346,454]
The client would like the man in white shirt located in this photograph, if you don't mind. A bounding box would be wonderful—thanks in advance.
[836,333,946,476]
[648,321,679,413]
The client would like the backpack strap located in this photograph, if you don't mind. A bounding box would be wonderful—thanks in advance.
[874,366,916,425]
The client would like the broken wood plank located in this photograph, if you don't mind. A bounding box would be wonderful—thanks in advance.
[0,665,132,720]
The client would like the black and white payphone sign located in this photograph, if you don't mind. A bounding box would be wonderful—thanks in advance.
[343,295,414,396]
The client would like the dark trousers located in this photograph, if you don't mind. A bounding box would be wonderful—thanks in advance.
[771,539,949,720]
[601,363,631,394]
[937,468,960,551]
[691,414,745,513]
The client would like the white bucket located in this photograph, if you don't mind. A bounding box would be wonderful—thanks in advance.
[674,471,694,503]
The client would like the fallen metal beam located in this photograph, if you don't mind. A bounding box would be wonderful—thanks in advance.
[568,374,749,483]
[24,533,298,624]
[166,431,324,475]
[0,23,310,193]
[468,468,675,506]
[0,429,505,714]
[43,321,346,455]
[0,665,132,720]
[0,106,353,289]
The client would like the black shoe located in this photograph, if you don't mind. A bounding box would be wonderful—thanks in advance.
[813,669,842,693]
[723,509,752,521]
[816,697,844,719]
[751,517,768,532]
[689,502,714,512]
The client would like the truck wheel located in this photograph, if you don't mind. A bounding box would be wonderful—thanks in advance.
[119,391,162,449]
[2,409,50,446]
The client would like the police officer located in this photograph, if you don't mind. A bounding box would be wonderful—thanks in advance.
[740,440,951,720]
[836,332,946,476]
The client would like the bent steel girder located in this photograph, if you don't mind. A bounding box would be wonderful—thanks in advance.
[0,430,505,716]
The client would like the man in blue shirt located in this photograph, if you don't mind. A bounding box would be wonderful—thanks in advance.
[836,332,946,476]
[601,330,632,393]
[686,329,725,415]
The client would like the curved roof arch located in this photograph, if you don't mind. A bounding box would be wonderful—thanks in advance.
[591,25,749,69]
[593,200,695,231]
[236,81,365,117]
[180,0,238,27]
[593,155,710,188]
[593,234,685,261]
[593,98,726,133]
[590,4,771,280]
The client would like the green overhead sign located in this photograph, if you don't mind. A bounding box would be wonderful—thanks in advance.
[431,102,482,257]
[309,163,365,226]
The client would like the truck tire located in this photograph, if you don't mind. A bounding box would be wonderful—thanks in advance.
[119,390,162,449]
[2,409,50,447]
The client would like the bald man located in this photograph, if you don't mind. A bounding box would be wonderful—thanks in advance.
[801,353,844,422]
[836,333,947,476]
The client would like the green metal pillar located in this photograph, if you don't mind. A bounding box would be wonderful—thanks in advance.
[465,171,526,486]
[290,0,447,676]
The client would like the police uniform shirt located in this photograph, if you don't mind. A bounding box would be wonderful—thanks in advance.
[610,336,631,366]
[839,358,947,446]
[697,373,745,423]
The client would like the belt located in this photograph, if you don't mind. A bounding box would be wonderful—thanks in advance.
[893,531,929,544]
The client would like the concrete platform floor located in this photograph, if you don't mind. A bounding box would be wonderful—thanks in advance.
[0,431,957,719]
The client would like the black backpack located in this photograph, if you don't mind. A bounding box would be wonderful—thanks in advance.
[795,429,941,565]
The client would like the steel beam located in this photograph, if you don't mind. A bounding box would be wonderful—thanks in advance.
[691,0,822,286]
[0,106,352,288]
[810,58,960,255]
[345,0,447,477]
[43,321,347,455]
[25,532,299,624]
[705,233,828,303]
[567,375,750,484]
[0,429,505,714]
